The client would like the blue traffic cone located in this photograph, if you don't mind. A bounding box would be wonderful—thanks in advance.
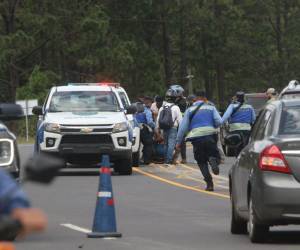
[87,155,122,238]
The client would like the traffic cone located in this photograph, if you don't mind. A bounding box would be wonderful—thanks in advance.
[87,155,122,238]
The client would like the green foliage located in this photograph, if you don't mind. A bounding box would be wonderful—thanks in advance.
[1,0,300,107]
[17,66,60,104]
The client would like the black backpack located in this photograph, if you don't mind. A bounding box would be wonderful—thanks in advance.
[159,104,174,130]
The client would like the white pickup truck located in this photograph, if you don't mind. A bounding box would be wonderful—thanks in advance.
[33,83,140,175]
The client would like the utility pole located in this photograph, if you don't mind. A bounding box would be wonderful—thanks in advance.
[186,68,194,95]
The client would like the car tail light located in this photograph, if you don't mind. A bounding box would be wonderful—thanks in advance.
[259,145,291,174]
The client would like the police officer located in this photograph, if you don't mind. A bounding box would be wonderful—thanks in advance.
[176,90,222,191]
[0,169,47,238]
[135,97,155,164]
[222,91,256,156]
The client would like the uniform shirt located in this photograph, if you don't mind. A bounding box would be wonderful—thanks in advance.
[157,102,183,128]
[135,106,155,129]
[0,170,30,214]
[176,101,222,144]
[222,102,256,131]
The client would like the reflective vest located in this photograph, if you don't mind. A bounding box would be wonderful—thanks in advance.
[135,112,147,124]
[229,104,253,131]
[186,104,218,140]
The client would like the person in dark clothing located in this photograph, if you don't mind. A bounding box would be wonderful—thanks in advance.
[176,90,222,191]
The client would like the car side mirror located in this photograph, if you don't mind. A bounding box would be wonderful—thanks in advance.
[0,104,24,121]
[32,106,43,116]
[126,104,137,115]
[24,153,65,184]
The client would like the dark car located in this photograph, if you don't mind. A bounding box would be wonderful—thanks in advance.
[221,93,267,156]
[0,104,23,178]
[229,99,300,243]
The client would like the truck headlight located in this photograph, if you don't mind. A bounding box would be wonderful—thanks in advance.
[0,139,14,167]
[112,122,128,133]
[45,123,61,133]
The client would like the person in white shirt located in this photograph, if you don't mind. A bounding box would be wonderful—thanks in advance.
[157,89,182,165]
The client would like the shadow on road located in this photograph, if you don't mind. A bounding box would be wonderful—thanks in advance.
[266,230,300,244]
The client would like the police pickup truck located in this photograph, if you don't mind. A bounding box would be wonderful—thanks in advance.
[32,83,140,175]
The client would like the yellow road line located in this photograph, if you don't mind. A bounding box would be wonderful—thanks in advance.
[180,163,229,181]
[133,167,230,199]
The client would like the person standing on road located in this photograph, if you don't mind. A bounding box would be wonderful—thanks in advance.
[150,96,164,122]
[170,84,188,164]
[266,88,277,103]
[157,89,182,166]
[135,97,156,165]
[175,90,222,191]
[222,91,256,156]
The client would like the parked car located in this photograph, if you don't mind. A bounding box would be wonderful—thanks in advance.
[33,83,140,175]
[221,93,267,156]
[229,98,300,243]
[0,104,23,179]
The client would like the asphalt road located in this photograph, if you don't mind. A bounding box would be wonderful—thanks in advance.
[15,144,300,250]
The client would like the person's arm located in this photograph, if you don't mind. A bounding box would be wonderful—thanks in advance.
[175,106,183,124]
[221,104,234,123]
[0,170,30,214]
[145,108,155,129]
[213,107,223,128]
[176,109,190,146]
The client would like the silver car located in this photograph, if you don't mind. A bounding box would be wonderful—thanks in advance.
[229,99,300,243]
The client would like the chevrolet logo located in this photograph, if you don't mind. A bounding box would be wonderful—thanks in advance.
[80,127,93,133]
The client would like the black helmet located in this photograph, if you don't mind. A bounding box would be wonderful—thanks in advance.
[236,91,245,103]
[170,84,184,97]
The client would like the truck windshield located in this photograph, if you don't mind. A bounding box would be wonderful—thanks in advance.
[48,91,120,112]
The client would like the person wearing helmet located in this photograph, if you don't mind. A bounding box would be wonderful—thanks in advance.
[266,88,277,103]
[157,88,182,166]
[222,91,256,156]
[169,84,189,164]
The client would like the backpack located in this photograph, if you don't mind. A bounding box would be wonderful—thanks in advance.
[158,104,174,130]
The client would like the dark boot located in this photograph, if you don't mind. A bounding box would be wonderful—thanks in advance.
[209,157,220,175]
[205,181,214,192]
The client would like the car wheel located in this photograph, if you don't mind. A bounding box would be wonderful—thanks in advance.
[132,151,140,167]
[114,157,133,175]
[230,193,247,234]
[248,196,269,243]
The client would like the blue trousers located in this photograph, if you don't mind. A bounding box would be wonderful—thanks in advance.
[163,127,177,164]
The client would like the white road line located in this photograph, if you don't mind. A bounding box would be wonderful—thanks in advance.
[60,223,91,234]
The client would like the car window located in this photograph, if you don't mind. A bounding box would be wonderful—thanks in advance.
[118,91,130,108]
[48,91,120,112]
[245,96,267,115]
[254,110,271,140]
[279,106,300,135]
[265,109,275,137]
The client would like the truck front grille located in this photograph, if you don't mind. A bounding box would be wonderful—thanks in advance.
[60,134,112,144]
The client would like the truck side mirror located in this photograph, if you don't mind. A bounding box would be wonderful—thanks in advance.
[0,104,23,121]
[32,106,43,116]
